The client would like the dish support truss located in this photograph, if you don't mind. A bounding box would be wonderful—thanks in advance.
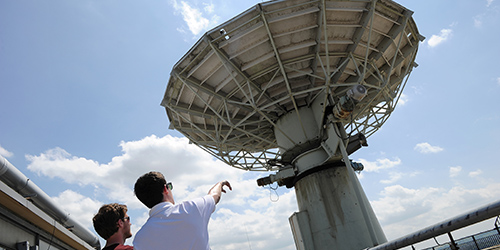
[162,0,424,172]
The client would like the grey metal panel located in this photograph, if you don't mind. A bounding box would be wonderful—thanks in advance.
[289,211,315,250]
[0,204,72,250]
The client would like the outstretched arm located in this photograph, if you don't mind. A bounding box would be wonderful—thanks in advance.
[208,180,232,204]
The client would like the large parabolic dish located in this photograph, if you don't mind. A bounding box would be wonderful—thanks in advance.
[161,0,423,172]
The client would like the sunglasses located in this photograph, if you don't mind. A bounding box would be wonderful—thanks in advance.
[123,216,130,221]
[166,182,173,190]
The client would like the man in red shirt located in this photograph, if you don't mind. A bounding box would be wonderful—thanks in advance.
[93,203,133,250]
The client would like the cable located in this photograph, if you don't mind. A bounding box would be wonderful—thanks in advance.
[268,183,279,202]
[46,219,57,250]
[244,224,253,250]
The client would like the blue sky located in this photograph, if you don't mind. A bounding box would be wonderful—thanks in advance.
[1,0,500,249]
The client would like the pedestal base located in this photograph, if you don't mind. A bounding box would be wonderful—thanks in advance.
[291,166,386,250]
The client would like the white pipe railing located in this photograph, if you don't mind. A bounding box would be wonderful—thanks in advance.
[365,200,500,250]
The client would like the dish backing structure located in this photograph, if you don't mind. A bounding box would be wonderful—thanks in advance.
[162,0,423,249]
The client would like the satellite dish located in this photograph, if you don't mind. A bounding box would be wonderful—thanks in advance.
[161,0,423,249]
[162,0,423,172]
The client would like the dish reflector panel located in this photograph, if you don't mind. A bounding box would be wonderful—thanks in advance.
[161,0,422,171]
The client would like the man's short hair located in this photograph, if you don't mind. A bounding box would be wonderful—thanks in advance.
[134,171,167,208]
[92,203,127,240]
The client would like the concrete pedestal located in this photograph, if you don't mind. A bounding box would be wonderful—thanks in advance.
[292,166,387,250]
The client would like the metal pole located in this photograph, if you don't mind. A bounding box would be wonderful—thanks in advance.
[471,235,480,250]
[447,232,458,250]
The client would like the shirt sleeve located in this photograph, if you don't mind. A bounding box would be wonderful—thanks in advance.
[195,195,216,222]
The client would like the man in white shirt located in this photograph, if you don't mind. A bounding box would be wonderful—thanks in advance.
[133,171,232,250]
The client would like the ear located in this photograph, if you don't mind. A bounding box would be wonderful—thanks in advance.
[117,218,124,229]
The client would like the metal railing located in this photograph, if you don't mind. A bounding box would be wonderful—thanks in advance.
[366,200,500,250]
[422,223,500,250]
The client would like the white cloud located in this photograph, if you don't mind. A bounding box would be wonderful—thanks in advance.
[380,172,403,184]
[398,93,409,106]
[52,190,103,229]
[449,166,462,177]
[204,2,215,13]
[180,1,209,35]
[358,157,402,173]
[372,182,500,240]
[372,185,441,223]
[170,0,218,36]
[414,142,444,154]
[474,17,483,28]
[210,191,296,250]
[469,169,483,177]
[427,29,452,48]
[0,145,13,158]
[26,135,247,208]
[497,77,500,86]
[474,0,497,28]
[26,147,107,184]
